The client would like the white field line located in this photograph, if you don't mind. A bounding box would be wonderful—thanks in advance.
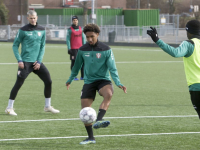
[0,43,163,51]
[0,132,200,142]
[34,45,163,51]
[113,48,162,51]
[0,115,197,123]
[0,61,183,65]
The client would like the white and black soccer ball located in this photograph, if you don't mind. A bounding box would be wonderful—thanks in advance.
[79,107,97,124]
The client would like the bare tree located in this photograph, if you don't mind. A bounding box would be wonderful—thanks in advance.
[126,0,175,13]
[79,1,91,26]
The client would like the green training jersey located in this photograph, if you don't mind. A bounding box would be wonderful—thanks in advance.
[66,41,123,87]
[12,23,46,63]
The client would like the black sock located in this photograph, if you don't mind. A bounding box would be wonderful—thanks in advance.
[85,125,94,140]
[96,109,106,121]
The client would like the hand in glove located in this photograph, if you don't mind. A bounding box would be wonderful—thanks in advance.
[147,27,159,43]
[68,49,72,55]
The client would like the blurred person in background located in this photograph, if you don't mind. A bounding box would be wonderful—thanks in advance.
[66,16,86,81]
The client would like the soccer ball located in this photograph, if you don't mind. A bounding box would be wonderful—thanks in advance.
[79,107,97,124]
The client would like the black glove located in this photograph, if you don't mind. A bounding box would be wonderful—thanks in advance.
[68,49,72,55]
[147,27,159,43]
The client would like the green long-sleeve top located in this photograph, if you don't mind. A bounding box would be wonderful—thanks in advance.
[156,37,200,91]
[66,41,123,87]
[66,26,86,50]
[12,23,46,64]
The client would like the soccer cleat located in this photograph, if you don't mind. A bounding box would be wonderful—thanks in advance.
[79,138,96,145]
[74,77,79,81]
[93,120,110,129]
[80,77,84,80]
[44,106,60,113]
[5,108,17,116]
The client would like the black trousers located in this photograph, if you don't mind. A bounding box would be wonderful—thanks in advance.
[189,91,200,119]
[9,62,52,100]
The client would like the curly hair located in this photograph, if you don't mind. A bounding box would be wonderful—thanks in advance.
[83,23,100,34]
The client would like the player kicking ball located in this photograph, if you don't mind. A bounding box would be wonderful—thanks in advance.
[66,23,127,144]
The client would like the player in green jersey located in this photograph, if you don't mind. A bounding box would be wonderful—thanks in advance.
[147,20,200,119]
[5,10,60,116]
[66,16,86,81]
[66,23,127,144]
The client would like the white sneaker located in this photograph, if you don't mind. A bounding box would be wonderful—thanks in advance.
[44,106,60,114]
[5,108,17,116]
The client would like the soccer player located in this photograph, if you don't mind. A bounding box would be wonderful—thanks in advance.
[66,16,86,81]
[5,10,60,116]
[147,20,200,119]
[66,24,127,144]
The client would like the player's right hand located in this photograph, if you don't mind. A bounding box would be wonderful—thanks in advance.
[147,27,159,43]
[118,85,127,93]
[18,62,24,69]
[66,82,70,90]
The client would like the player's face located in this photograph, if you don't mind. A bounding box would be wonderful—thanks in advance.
[72,19,78,26]
[187,31,192,39]
[85,32,99,45]
[27,14,38,26]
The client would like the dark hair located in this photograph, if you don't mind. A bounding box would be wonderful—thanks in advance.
[72,16,78,21]
[186,20,200,35]
[83,24,100,34]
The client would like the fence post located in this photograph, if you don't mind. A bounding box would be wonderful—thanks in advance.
[7,25,10,40]
[128,27,130,43]
[101,15,102,27]
[87,15,88,24]
[122,15,124,26]
[116,15,117,41]
[47,15,49,25]
[59,15,61,27]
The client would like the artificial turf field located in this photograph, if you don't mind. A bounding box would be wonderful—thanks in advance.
[0,42,199,150]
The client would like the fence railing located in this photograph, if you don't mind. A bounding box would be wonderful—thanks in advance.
[0,24,187,44]
[21,15,125,27]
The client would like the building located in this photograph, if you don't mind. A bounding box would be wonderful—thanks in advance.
[3,0,127,25]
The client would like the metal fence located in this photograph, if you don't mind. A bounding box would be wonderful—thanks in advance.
[21,15,125,27]
[20,14,179,27]
[0,14,187,44]
[0,24,187,44]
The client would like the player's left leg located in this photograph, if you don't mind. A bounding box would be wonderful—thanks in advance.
[93,84,113,129]
[80,98,96,145]
[34,63,59,113]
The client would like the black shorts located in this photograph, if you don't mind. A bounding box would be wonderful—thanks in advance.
[81,80,112,100]
[17,62,50,79]
[70,49,78,60]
